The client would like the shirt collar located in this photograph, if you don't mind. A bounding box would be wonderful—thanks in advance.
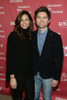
[37,28,48,35]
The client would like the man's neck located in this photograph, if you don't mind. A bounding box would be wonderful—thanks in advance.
[38,27,48,33]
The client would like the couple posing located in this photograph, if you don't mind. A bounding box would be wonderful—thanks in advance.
[6,6,63,100]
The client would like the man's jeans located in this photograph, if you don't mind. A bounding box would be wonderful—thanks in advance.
[34,72,52,100]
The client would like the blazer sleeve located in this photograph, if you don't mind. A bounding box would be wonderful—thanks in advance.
[6,32,17,82]
[53,34,64,81]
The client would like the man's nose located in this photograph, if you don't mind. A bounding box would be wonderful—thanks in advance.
[40,18,44,21]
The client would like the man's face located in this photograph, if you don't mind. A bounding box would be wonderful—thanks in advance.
[36,12,50,28]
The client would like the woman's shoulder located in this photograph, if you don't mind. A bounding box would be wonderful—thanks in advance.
[8,31,18,40]
[8,31,17,37]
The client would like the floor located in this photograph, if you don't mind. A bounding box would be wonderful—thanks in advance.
[0,94,12,100]
[0,94,24,100]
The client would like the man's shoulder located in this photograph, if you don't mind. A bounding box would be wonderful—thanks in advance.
[32,30,38,37]
[49,29,61,38]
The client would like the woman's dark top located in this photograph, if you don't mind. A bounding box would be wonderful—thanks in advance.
[6,31,33,82]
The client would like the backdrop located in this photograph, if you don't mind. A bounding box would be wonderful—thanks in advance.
[0,0,67,100]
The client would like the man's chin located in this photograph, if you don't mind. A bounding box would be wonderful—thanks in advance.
[39,26,46,28]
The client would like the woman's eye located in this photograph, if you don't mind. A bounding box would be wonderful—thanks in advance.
[25,19,29,21]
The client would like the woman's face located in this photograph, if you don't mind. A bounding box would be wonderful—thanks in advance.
[20,14,30,29]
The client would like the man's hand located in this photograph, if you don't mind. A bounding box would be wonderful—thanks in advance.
[52,79,59,87]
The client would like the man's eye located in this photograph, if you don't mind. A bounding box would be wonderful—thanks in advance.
[44,17,47,18]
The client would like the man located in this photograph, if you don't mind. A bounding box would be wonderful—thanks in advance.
[33,6,63,100]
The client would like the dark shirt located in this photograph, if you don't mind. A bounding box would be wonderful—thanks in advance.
[6,31,33,81]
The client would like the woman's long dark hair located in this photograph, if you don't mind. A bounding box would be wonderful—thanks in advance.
[14,10,33,40]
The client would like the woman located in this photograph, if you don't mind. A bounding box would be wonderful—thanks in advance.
[6,10,34,100]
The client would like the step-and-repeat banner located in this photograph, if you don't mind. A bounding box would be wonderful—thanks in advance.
[0,0,67,100]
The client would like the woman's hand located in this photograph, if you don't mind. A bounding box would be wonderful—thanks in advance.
[10,76,17,89]
[52,79,59,87]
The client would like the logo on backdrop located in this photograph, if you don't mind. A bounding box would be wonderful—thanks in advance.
[0,6,3,9]
[58,33,61,35]
[0,44,3,48]
[64,46,67,56]
[55,97,67,100]
[0,35,5,38]
[0,52,4,55]
[0,30,4,33]
[0,57,6,60]
[10,0,23,3]
[17,6,31,13]
[0,24,4,33]
[59,20,67,28]
[47,4,63,14]
[0,6,5,15]
[0,24,2,28]
[0,11,5,15]
[0,73,5,81]
[61,72,67,82]
[10,21,15,25]
[0,87,2,91]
